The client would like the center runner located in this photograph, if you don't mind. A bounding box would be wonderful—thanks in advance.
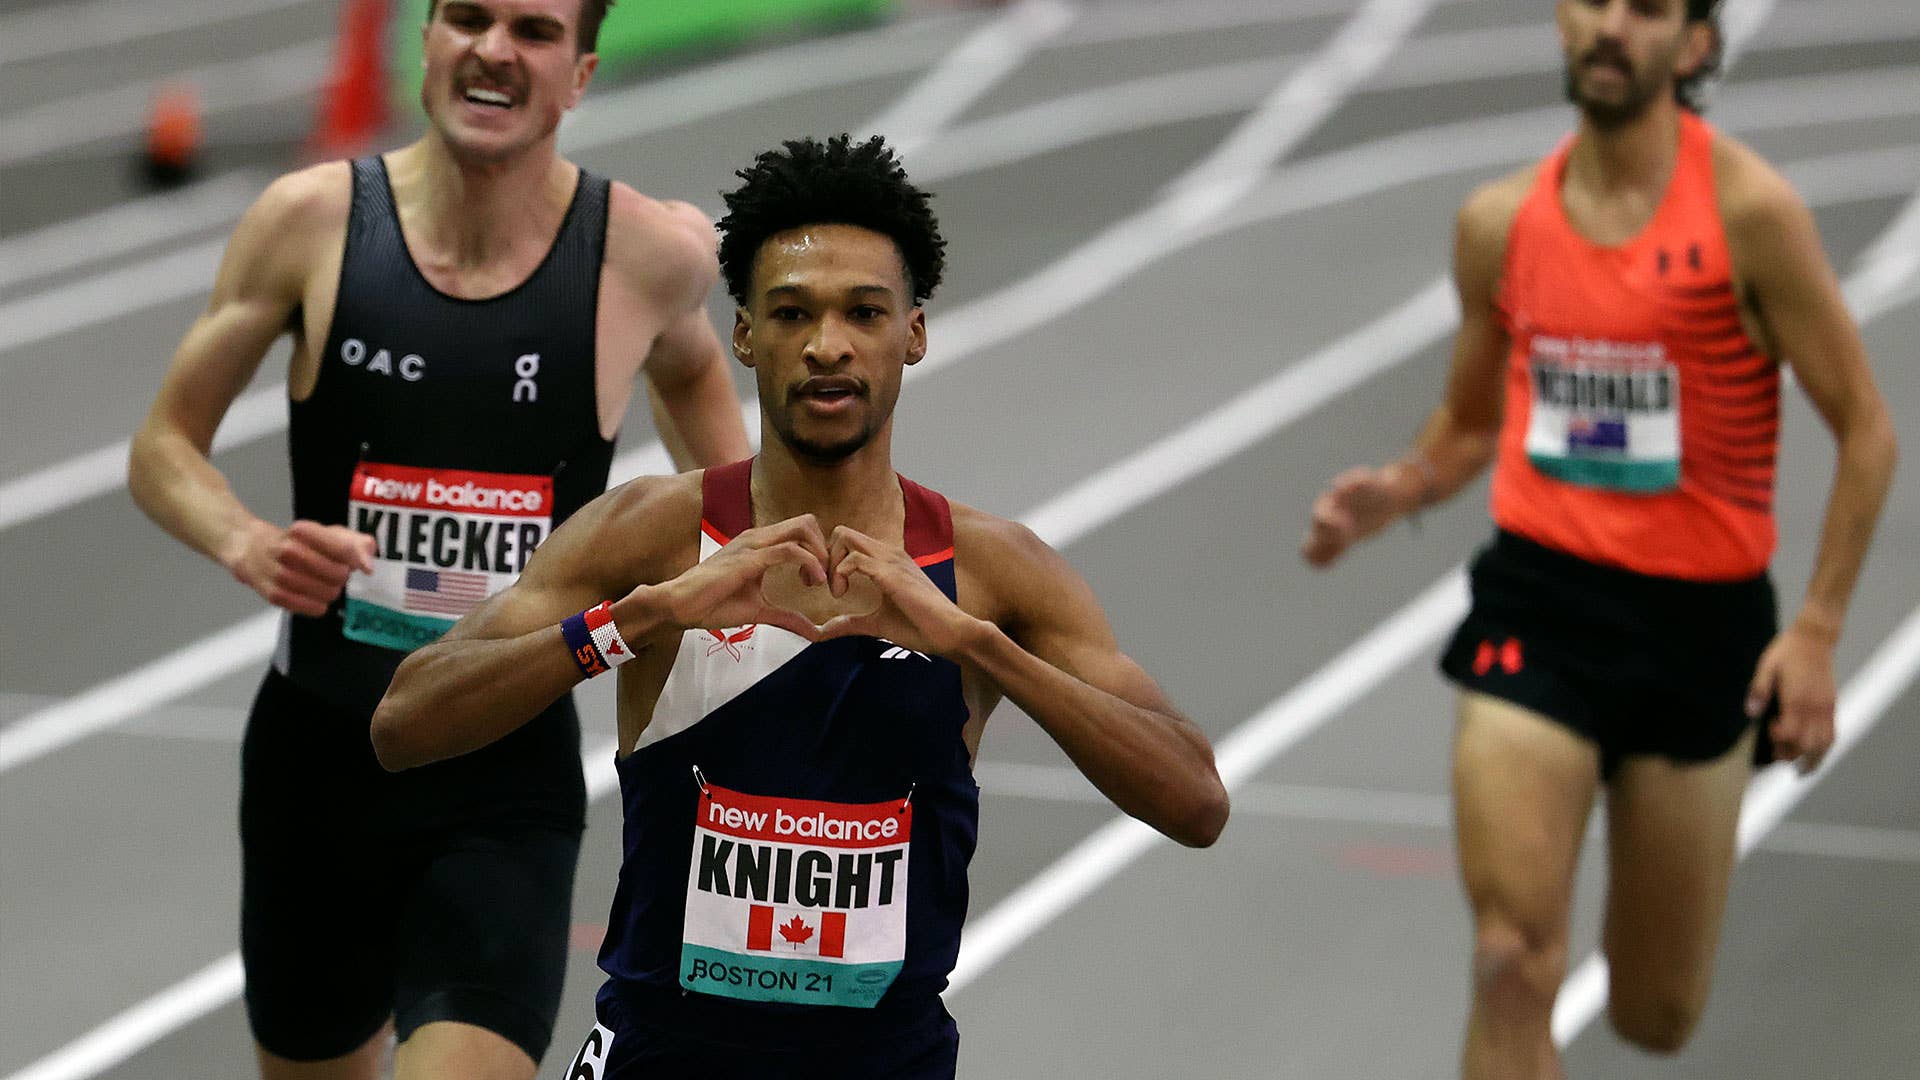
[371,134,1230,1078]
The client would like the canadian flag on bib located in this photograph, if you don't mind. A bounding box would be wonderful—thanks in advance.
[747,905,847,959]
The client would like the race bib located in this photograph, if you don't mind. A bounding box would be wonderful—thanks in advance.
[341,461,552,651]
[681,781,910,1009]
[1525,335,1680,493]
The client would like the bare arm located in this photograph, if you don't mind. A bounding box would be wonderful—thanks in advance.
[1725,150,1899,767]
[600,192,750,467]
[646,301,750,469]
[127,166,374,614]
[817,517,1229,848]
[1300,171,1527,566]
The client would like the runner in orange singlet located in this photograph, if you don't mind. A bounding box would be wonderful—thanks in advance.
[1300,2,1896,1076]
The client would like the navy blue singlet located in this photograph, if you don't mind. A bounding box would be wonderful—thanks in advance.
[595,459,979,1043]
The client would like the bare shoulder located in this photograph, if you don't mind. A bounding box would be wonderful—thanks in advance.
[605,182,721,301]
[950,501,1083,629]
[201,161,350,302]
[248,161,352,245]
[1457,163,1537,256]
[598,470,704,543]
[1710,131,1806,236]
[540,471,704,589]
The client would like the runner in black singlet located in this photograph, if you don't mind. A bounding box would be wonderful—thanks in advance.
[126,2,750,1077]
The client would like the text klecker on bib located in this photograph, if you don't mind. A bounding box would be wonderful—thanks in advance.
[681,782,910,1009]
[1524,334,1681,493]
[342,461,552,651]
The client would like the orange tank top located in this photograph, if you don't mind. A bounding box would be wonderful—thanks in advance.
[1490,112,1777,582]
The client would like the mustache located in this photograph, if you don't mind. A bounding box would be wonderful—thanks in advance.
[786,375,870,401]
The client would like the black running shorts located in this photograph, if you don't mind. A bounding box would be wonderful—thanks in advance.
[1440,529,1778,775]
[239,669,586,1063]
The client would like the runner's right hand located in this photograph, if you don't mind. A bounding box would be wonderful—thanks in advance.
[643,514,831,640]
[1301,466,1409,568]
[228,519,377,617]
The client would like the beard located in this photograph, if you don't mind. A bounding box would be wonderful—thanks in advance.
[770,388,883,465]
[1563,49,1665,130]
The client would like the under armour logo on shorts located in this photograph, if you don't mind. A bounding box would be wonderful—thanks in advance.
[1472,637,1524,676]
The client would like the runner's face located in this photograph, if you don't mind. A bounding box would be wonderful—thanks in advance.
[421,0,596,160]
[1557,0,1699,128]
[733,225,927,465]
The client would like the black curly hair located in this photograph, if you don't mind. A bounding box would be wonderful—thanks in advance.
[1676,0,1722,112]
[717,135,946,307]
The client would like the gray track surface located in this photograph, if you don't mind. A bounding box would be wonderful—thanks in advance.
[2,1,1917,1077]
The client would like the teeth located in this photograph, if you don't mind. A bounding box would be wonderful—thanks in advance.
[463,88,511,106]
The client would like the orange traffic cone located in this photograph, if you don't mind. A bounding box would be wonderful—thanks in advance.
[143,82,204,186]
[307,0,392,161]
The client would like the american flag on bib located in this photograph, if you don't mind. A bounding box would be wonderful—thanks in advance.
[404,568,489,616]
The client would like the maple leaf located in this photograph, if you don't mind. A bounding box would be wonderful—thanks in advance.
[778,915,814,947]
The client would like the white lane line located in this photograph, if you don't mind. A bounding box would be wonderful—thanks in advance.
[0,383,285,535]
[858,0,1077,158]
[2,955,245,1080]
[554,12,966,153]
[908,54,1297,183]
[0,612,277,774]
[1207,66,1920,244]
[0,238,227,363]
[980,764,1920,867]
[0,39,331,167]
[0,0,321,66]
[950,571,1469,991]
[1058,0,1410,47]
[927,0,1435,372]
[1551,604,1920,1049]
[0,171,268,296]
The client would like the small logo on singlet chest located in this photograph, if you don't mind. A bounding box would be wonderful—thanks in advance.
[514,353,540,403]
[340,338,425,381]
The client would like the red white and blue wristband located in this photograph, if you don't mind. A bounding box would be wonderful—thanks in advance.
[560,601,633,679]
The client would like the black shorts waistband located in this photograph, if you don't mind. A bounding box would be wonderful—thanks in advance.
[1487,529,1771,603]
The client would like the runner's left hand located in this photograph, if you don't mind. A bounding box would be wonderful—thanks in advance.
[812,526,983,659]
[1746,621,1838,773]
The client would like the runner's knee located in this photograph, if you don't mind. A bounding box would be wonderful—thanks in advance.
[1471,918,1565,1010]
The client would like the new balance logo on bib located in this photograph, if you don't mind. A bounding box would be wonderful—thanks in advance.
[343,461,552,651]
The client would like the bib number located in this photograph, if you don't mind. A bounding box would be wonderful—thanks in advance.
[1524,337,1680,493]
[680,781,910,1009]
[341,461,552,650]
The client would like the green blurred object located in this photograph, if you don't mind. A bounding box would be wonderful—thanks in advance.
[391,0,897,106]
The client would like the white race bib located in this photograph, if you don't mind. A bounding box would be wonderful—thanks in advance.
[1524,335,1680,493]
[341,461,552,651]
[680,781,909,1009]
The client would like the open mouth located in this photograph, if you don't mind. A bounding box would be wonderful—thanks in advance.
[460,86,515,109]
[793,377,865,411]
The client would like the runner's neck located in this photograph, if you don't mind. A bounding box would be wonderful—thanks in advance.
[387,135,578,271]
